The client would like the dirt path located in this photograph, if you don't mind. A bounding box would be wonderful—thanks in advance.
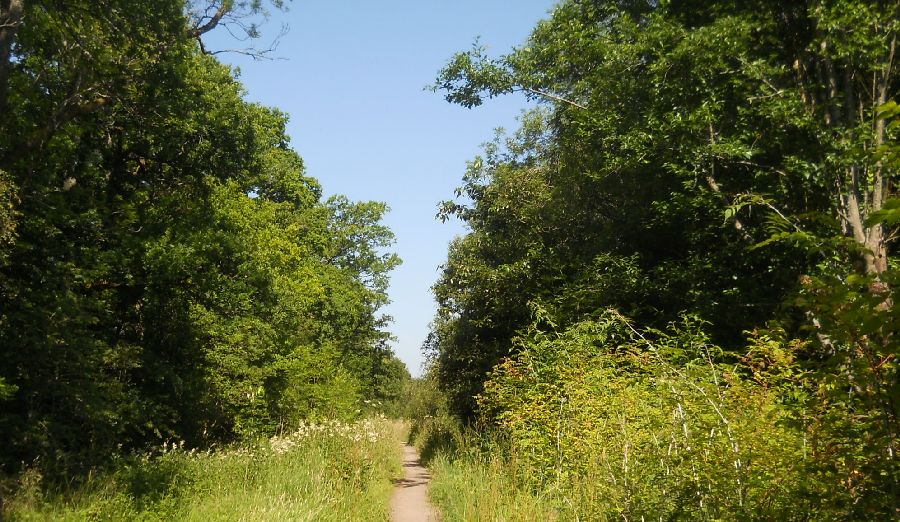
[390,444,439,522]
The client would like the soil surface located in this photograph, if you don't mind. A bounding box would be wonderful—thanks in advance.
[390,444,439,521]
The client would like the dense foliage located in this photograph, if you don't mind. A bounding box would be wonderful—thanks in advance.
[0,0,405,480]
[429,0,900,517]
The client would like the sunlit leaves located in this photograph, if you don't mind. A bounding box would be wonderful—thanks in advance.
[0,0,401,477]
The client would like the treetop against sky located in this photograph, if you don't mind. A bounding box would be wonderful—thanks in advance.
[205,0,558,375]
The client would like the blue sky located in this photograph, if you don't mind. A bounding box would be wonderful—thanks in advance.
[208,1,557,376]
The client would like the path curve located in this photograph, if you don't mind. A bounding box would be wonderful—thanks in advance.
[390,444,439,522]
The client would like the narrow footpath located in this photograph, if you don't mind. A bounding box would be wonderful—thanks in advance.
[390,444,439,522]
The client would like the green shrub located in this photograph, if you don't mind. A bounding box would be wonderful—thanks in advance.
[473,311,821,520]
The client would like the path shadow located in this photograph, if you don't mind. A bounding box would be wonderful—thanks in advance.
[392,476,431,488]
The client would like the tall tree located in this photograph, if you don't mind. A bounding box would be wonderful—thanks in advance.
[430,0,898,415]
[0,0,401,477]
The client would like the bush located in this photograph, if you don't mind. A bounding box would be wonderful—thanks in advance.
[476,311,820,520]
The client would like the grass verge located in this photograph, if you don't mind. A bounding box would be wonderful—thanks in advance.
[412,417,556,522]
[4,417,406,521]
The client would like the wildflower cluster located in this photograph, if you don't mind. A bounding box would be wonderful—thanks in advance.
[268,416,388,455]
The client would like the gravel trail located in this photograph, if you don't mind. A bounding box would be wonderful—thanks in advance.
[390,444,439,521]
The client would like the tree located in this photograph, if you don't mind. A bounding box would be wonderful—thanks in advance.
[0,0,24,114]
[430,0,898,417]
[0,0,401,478]
[429,0,900,514]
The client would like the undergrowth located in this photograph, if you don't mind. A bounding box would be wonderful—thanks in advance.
[411,312,860,521]
[412,418,556,521]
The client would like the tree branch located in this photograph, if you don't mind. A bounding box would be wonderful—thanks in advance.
[517,86,588,110]
[187,0,232,39]
[207,23,287,60]
[707,122,751,240]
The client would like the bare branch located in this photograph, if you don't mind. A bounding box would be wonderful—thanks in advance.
[205,23,287,60]
[517,86,588,110]
[210,47,284,61]
[188,0,232,39]
[188,1,290,61]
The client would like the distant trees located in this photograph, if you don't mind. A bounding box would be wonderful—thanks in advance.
[0,0,403,478]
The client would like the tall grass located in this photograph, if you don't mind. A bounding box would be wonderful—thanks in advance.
[4,417,406,521]
[411,417,557,522]
[427,450,557,522]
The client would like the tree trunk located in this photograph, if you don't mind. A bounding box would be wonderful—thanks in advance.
[0,0,24,118]
[815,25,895,277]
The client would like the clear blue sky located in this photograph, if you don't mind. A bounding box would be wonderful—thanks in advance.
[208,1,557,376]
